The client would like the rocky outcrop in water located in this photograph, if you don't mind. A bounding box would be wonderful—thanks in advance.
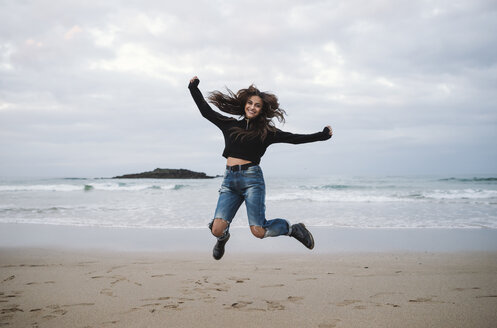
[113,168,215,179]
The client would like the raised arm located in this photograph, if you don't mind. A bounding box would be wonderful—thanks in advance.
[271,126,333,145]
[188,76,229,127]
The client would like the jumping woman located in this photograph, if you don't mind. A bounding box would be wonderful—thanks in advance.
[189,76,333,260]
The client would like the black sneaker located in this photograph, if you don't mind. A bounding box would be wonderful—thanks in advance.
[290,223,314,249]
[213,233,230,260]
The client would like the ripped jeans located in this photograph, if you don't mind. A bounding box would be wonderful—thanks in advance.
[210,165,290,239]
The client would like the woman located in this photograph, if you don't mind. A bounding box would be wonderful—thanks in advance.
[189,76,333,260]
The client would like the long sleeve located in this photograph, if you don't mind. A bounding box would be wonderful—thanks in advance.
[188,81,230,128]
[270,127,332,145]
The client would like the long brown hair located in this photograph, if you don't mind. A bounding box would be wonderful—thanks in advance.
[208,85,286,141]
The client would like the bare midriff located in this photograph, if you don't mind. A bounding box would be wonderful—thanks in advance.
[226,157,252,166]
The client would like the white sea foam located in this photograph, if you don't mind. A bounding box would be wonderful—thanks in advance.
[0,182,186,192]
[83,182,182,191]
[1,175,496,229]
[266,191,407,203]
[0,184,83,192]
[421,189,497,200]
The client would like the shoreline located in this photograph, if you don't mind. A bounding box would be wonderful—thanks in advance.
[1,223,497,253]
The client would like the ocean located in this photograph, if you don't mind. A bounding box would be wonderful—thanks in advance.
[1,175,496,230]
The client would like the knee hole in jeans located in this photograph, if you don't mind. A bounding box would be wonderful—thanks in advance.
[250,225,266,239]
[211,218,228,237]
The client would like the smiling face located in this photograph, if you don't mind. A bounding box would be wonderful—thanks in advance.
[245,95,263,119]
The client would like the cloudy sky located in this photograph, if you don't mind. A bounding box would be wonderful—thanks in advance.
[1,0,496,178]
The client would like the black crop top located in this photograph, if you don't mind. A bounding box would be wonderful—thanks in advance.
[189,81,331,164]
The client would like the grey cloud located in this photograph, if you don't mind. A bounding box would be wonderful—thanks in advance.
[0,0,496,177]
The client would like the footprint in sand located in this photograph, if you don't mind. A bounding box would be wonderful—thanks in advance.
[228,277,250,283]
[151,273,175,278]
[62,303,95,308]
[369,292,402,308]
[110,276,127,286]
[386,303,401,308]
[136,302,168,314]
[1,276,15,283]
[1,304,26,326]
[141,303,162,308]
[228,301,253,309]
[287,296,304,303]
[36,304,71,321]
[139,296,193,312]
[265,300,285,311]
[26,281,55,286]
[181,278,232,300]
[1,291,22,301]
[141,297,171,301]
[92,274,141,287]
[453,287,481,291]
[1,306,24,314]
[475,295,497,299]
[163,304,180,310]
[408,296,444,304]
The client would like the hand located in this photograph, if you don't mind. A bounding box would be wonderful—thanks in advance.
[325,125,333,136]
[188,76,200,88]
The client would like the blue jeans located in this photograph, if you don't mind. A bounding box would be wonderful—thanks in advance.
[211,165,290,239]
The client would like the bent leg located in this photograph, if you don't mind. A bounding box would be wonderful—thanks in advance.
[260,219,290,237]
[210,182,243,239]
[244,180,290,238]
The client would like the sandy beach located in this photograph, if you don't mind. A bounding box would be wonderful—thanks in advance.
[1,247,497,328]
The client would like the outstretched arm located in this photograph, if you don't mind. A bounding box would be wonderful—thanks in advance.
[188,76,229,126]
[272,126,333,144]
